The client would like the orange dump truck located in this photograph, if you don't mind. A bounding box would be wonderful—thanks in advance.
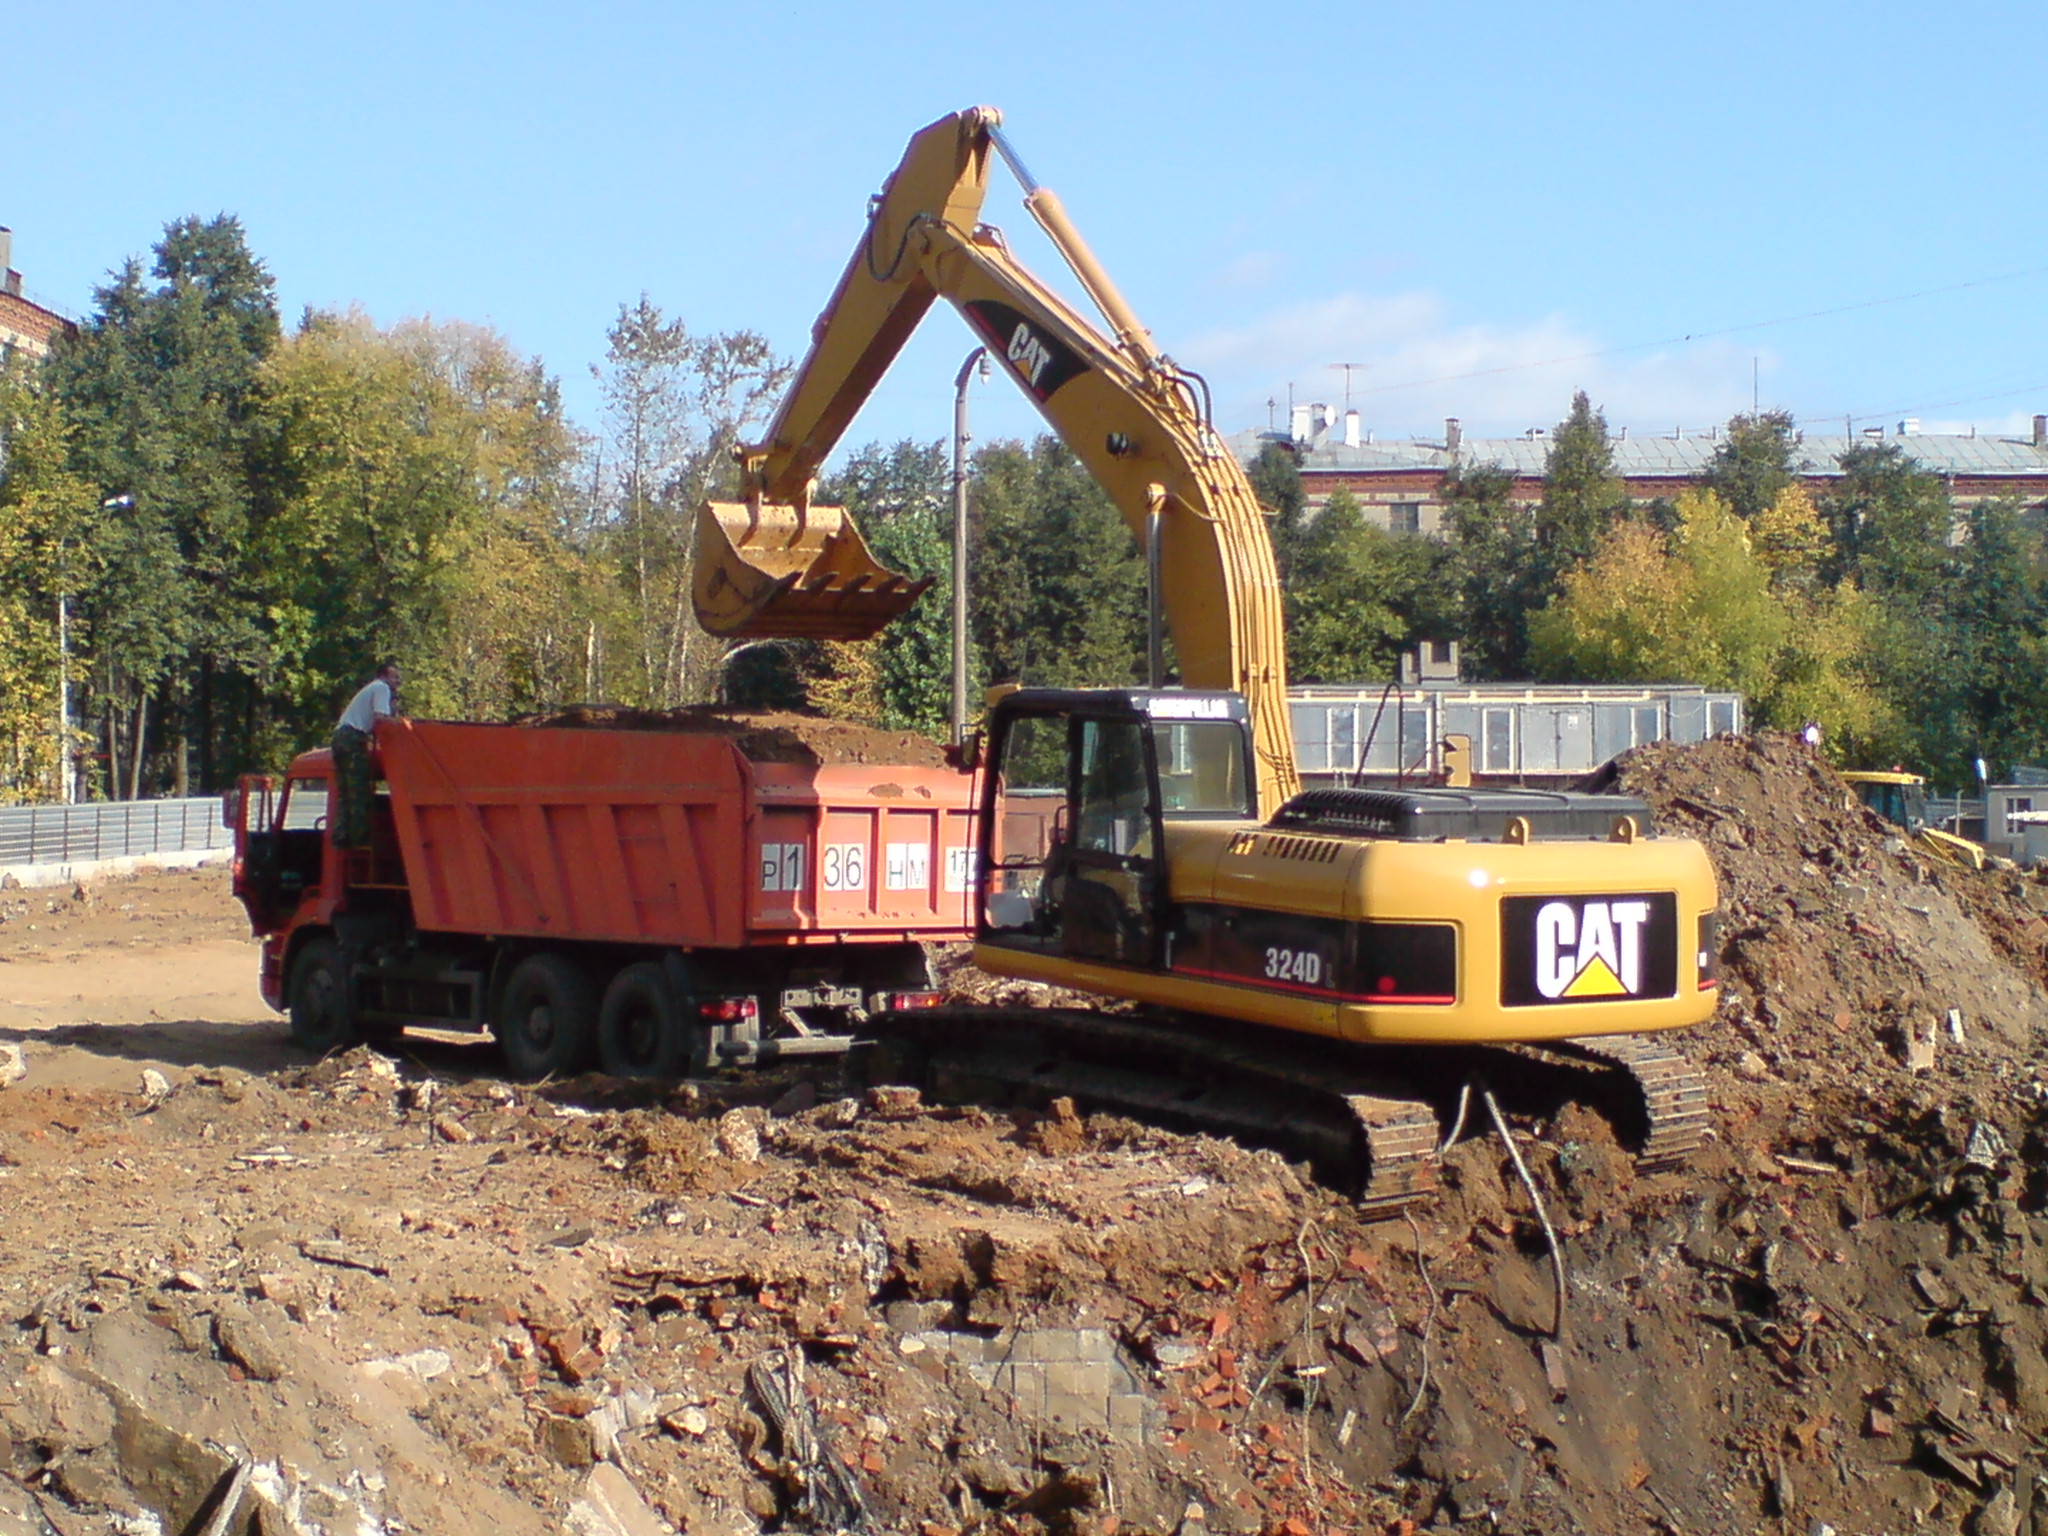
[227,713,976,1078]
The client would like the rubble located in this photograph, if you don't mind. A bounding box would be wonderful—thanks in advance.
[4,740,2048,1533]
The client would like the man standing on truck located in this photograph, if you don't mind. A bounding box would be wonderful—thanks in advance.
[331,663,401,848]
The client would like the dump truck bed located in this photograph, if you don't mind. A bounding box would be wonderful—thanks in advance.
[375,718,976,949]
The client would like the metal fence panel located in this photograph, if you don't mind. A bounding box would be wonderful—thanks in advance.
[0,798,233,868]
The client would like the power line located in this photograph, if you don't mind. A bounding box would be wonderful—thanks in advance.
[1337,262,2048,399]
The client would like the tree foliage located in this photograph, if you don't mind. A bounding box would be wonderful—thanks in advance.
[1530,489,1892,751]
[1440,461,1536,678]
[1701,410,1801,522]
[1285,489,1454,683]
[588,297,792,708]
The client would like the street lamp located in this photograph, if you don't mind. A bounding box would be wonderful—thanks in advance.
[950,347,989,746]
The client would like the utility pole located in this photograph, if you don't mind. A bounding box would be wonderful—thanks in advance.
[951,348,989,746]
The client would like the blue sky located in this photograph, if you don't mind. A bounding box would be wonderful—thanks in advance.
[12,0,2048,461]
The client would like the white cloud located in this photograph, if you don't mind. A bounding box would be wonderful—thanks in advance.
[1176,288,1765,440]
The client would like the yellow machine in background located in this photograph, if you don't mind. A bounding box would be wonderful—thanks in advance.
[1841,770,1988,870]
[696,108,1720,1209]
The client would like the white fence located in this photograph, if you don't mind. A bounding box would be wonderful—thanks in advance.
[0,797,231,870]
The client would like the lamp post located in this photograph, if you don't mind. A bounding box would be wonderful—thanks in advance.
[950,347,989,746]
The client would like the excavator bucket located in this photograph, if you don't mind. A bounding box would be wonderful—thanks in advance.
[693,500,934,642]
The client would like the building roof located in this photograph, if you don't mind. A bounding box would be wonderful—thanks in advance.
[1230,426,2048,483]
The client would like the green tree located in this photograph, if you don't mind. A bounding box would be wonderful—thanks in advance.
[1529,488,1890,750]
[49,215,282,796]
[971,436,1145,688]
[1285,489,1454,683]
[255,311,594,744]
[1700,410,1801,522]
[589,297,791,707]
[1246,439,1306,582]
[1440,460,1537,678]
[0,358,98,800]
[817,439,958,736]
[1535,391,1627,571]
[1828,440,1955,596]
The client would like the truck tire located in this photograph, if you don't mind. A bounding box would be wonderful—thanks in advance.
[288,936,358,1055]
[494,952,598,1080]
[597,961,709,1079]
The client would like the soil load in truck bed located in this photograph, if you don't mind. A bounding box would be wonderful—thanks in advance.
[507,704,951,769]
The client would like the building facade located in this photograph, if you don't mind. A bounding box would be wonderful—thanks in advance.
[1234,405,2048,537]
[0,228,74,366]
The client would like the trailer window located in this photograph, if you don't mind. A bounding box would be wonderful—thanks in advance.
[1151,721,1252,817]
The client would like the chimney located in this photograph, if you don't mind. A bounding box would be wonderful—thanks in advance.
[2034,414,2046,448]
[1899,418,1920,436]
[1444,417,1462,454]
[1343,409,1361,448]
[1290,402,1311,443]
[0,226,16,297]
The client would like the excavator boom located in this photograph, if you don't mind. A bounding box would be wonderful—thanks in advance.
[694,107,1299,809]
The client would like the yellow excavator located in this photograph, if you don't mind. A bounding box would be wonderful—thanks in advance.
[696,108,1720,1210]
[1839,770,1988,870]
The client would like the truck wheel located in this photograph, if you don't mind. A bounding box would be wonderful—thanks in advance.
[597,962,709,1079]
[494,952,598,1080]
[288,936,358,1055]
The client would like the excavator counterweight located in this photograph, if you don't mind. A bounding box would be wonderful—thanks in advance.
[693,500,932,641]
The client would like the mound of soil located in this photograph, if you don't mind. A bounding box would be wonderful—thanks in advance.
[509,704,951,769]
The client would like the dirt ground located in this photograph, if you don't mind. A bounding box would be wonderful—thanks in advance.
[6,737,2048,1535]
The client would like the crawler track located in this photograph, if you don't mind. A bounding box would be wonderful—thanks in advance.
[860,1008,1709,1218]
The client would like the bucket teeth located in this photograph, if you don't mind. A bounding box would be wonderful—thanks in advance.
[694,500,933,641]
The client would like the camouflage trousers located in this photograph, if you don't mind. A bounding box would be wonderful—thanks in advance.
[330,725,373,848]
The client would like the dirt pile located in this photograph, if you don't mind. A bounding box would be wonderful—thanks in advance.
[7,742,2048,1534]
[509,705,952,770]
[1618,731,2048,1103]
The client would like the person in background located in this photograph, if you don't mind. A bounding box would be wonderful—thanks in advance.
[331,662,401,848]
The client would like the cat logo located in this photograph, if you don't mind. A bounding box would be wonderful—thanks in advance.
[1500,892,1677,1008]
[1535,898,1650,998]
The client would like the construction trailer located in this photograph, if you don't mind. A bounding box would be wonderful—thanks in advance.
[1289,679,1743,788]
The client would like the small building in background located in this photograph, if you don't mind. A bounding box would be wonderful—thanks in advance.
[1289,643,1743,787]
[0,228,75,366]
[1980,770,2048,863]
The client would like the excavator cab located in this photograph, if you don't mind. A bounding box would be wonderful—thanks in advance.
[978,690,1254,968]
[693,499,933,641]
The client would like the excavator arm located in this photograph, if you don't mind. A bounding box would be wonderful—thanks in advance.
[694,106,1299,809]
